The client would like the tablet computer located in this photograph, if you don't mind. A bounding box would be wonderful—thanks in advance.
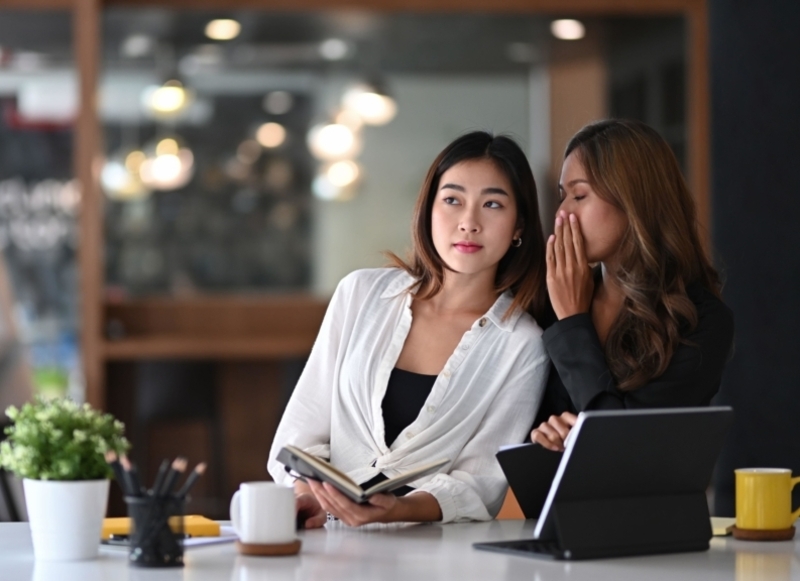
[477,407,734,560]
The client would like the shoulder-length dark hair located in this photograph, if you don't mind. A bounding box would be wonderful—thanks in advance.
[389,131,547,322]
[565,118,722,391]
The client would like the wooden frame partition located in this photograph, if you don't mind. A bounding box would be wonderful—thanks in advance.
[50,0,711,409]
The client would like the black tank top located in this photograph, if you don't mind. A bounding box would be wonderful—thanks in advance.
[381,367,437,447]
[360,367,437,496]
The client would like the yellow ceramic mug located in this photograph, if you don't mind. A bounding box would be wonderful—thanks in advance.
[735,468,800,530]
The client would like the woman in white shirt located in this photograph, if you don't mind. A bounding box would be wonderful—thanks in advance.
[268,131,550,526]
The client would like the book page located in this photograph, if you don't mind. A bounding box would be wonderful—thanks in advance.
[363,458,448,496]
[283,445,362,497]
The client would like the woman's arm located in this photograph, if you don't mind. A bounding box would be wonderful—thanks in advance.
[266,274,355,485]
[306,481,442,527]
[543,210,735,412]
[544,297,734,411]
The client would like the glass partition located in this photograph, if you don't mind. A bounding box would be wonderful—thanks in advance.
[99,10,686,298]
[0,11,80,403]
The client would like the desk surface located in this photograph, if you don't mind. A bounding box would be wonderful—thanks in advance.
[1,520,798,581]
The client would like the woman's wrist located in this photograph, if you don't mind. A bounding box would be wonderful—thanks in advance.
[383,492,442,523]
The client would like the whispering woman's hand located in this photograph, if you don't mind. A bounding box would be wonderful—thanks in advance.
[547,211,594,320]
[530,412,578,452]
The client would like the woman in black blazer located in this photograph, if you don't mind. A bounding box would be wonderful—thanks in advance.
[531,119,734,450]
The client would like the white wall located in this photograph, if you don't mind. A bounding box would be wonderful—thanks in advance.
[311,71,549,295]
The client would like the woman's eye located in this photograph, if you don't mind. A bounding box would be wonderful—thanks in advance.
[443,196,459,205]
[484,200,502,209]
[573,195,586,202]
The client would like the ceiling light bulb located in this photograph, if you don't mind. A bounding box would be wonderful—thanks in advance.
[256,122,287,148]
[326,160,360,187]
[550,19,585,41]
[155,138,179,156]
[206,19,241,41]
[139,147,195,191]
[125,150,146,172]
[101,152,151,201]
[342,86,397,126]
[142,82,192,114]
[334,109,363,130]
[307,123,362,161]
[151,154,182,182]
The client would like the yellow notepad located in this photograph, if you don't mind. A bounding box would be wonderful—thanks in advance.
[101,515,220,539]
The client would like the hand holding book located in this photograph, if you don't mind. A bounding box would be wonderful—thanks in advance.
[277,445,448,504]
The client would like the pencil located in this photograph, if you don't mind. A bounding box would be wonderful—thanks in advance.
[176,462,207,498]
[118,454,138,498]
[127,458,144,495]
[151,458,170,497]
[104,450,130,496]
[158,457,188,497]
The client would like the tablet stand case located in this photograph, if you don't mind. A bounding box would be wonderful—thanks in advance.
[549,492,711,559]
[475,408,732,560]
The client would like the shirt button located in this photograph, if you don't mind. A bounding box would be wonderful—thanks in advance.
[479,318,487,327]
[406,431,414,438]
[461,344,469,351]
[427,405,435,413]
[442,370,451,378]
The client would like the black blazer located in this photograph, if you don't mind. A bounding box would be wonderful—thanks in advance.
[533,282,735,428]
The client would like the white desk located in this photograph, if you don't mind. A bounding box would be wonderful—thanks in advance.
[0,520,798,581]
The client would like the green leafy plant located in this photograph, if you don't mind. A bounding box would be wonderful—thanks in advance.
[0,397,129,481]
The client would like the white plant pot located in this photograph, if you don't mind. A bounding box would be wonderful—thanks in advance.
[23,478,109,561]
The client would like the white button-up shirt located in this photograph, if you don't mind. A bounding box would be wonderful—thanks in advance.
[268,268,549,522]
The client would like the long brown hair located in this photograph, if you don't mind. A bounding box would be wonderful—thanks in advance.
[389,131,548,322]
[565,119,721,391]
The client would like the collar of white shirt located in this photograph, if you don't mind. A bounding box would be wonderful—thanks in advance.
[378,269,523,332]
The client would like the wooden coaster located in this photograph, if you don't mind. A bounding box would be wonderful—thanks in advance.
[236,539,302,556]
[732,525,796,541]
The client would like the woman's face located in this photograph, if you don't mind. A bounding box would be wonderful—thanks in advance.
[431,159,522,278]
[558,151,628,264]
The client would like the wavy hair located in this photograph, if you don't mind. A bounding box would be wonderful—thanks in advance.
[389,131,548,322]
[565,119,721,390]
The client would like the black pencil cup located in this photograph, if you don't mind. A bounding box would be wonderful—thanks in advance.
[125,495,185,568]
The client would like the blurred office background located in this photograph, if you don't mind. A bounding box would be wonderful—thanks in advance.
[0,0,797,520]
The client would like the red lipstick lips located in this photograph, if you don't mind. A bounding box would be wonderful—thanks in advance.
[454,241,483,254]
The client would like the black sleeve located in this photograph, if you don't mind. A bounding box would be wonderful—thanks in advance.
[542,296,734,411]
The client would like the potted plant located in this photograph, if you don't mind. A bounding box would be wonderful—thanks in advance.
[0,397,129,561]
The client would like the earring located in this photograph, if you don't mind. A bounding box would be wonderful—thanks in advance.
[512,237,522,248]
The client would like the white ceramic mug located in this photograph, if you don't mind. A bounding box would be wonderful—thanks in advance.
[229,482,296,544]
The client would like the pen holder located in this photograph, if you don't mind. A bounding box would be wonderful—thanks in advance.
[125,495,185,568]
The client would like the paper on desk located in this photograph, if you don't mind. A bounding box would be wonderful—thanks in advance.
[711,517,735,536]
[185,525,237,547]
[100,526,237,551]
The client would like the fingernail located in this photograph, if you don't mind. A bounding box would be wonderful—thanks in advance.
[569,213,576,223]
[548,234,555,243]
[555,216,562,226]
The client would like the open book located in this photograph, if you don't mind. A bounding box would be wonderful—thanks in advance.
[277,445,448,504]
